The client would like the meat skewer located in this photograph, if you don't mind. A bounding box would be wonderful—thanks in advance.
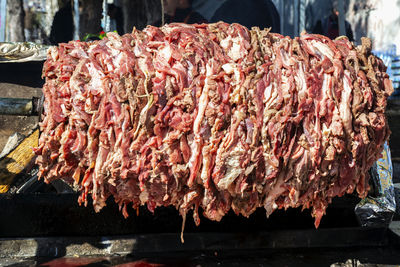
[34,22,393,231]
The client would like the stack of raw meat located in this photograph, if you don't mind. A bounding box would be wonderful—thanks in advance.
[35,22,393,228]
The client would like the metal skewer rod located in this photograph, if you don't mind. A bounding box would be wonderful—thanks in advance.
[0,97,40,116]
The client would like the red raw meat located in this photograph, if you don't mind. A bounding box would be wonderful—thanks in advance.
[35,22,393,234]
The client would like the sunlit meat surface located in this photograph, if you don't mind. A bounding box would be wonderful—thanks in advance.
[35,22,393,229]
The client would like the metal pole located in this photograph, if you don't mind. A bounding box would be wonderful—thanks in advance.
[102,0,110,32]
[280,0,284,36]
[0,98,39,116]
[0,0,6,42]
[73,0,80,40]
[294,0,299,36]
[338,0,346,37]
[299,0,306,34]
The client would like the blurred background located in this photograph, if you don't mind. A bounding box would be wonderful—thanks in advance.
[1,0,399,49]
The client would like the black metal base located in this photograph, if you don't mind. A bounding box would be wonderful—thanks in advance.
[0,227,393,258]
[0,193,360,238]
[0,61,44,88]
[1,194,400,266]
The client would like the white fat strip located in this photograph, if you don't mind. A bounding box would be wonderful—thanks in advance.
[264,157,276,178]
[139,190,149,204]
[187,60,194,82]
[106,37,122,55]
[108,177,116,187]
[84,97,95,114]
[264,83,273,103]
[188,63,212,169]
[339,71,353,134]
[216,143,245,190]
[295,63,307,95]
[133,45,141,57]
[222,62,241,104]
[263,176,286,216]
[49,46,58,61]
[221,35,246,62]
[229,41,242,61]
[322,73,333,99]
[60,103,68,116]
[159,45,172,62]
[87,42,97,54]
[103,147,120,174]
[200,145,211,185]
[106,63,114,73]
[233,36,248,60]
[113,52,124,69]
[86,62,105,95]
[280,48,291,66]
[264,82,278,110]
[222,63,234,74]
[107,126,115,149]
[261,81,276,149]
[95,142,109,178]
[280,74,290,101]
[92,149,104,203]
[70,83,85,101]
[138,57,151,75]
[220,36,231,50]
[70,48,88,59]
[315,73,330,132]
[322,123,330,140]
[310,40,334,61]
[230,66,242,104]
[59,127,69,148]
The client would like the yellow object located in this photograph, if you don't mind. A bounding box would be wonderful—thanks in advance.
[0,129,39,193]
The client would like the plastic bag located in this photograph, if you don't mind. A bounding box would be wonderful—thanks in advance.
[355,142,396,227]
